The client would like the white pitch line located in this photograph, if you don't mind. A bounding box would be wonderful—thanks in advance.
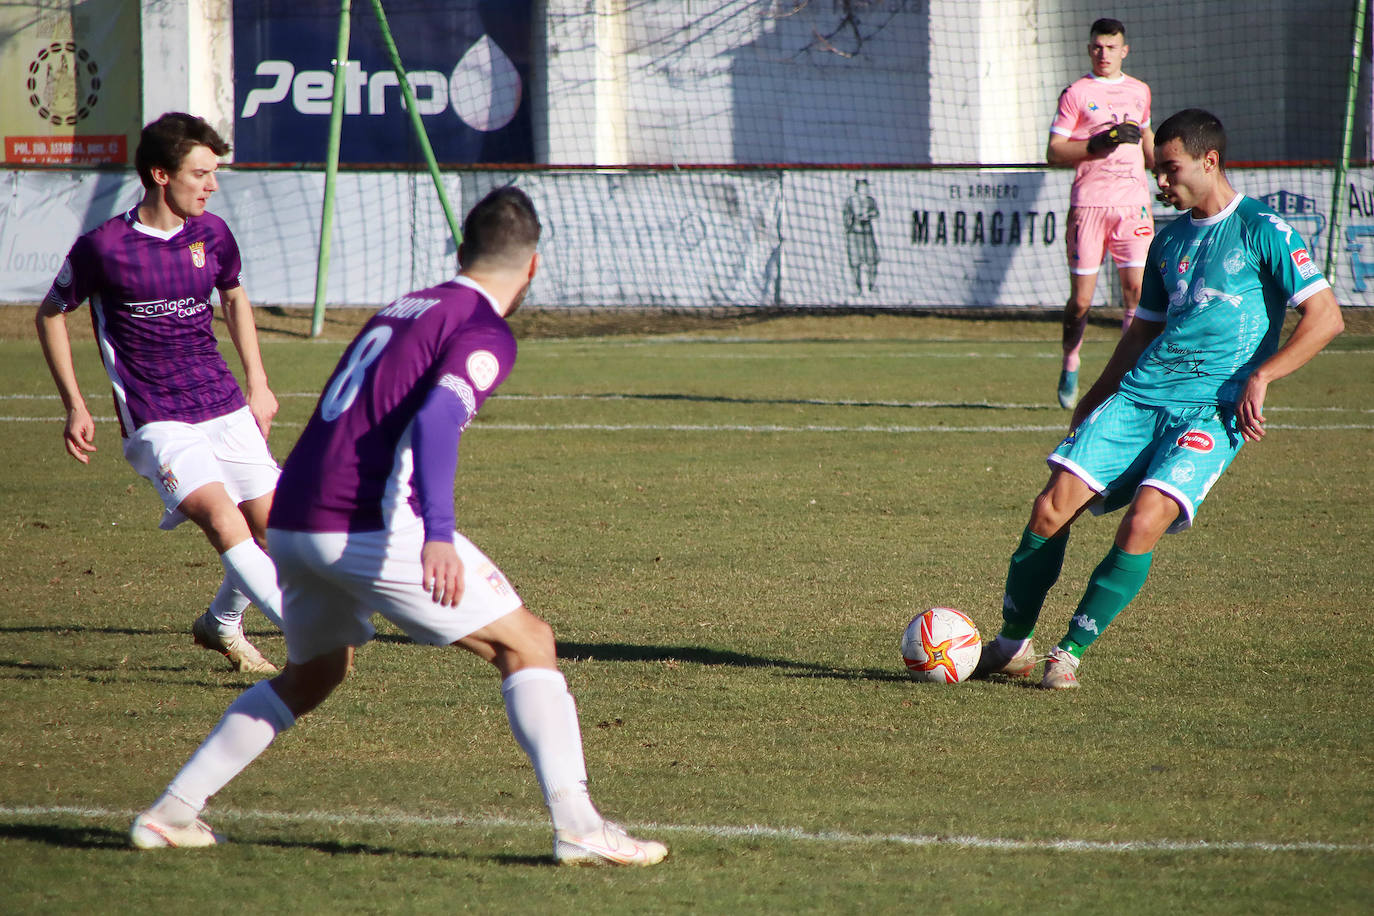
[3,417,1373,433]
[3,392,1372,414]
[1,805,1368,855]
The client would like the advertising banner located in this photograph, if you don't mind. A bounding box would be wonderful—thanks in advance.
[783,170,1074,309]
[233,0,533,164]
[0,0,140,165]
[2,166,1370,308]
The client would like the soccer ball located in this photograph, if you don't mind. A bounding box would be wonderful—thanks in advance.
[900,607,982,683]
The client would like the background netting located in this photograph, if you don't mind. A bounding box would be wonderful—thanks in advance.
[309,0,1371,309]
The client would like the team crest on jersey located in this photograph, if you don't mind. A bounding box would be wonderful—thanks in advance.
[1177,255,1191,274]
[188,241,206,269]
[1223,248,1246,275]
[466,350,500,390]
[1177,430,1214,453]
[158,463,178,493]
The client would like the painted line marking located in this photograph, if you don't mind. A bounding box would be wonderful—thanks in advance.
[1,805,1368,854]
[3,417,1372,433]
[4,392,1372,414]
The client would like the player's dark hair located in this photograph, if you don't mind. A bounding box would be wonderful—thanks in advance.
[460,186,542,269]
[1155,109,1228,170]
[135,112,230,189]
[1090,18,1126,39]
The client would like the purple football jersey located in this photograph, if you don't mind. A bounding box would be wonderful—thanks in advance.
[269,277,516,534]
[46,208,248,435]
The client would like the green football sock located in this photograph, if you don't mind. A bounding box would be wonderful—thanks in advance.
[1000,527,1069,640]
[1060,545,1153,658]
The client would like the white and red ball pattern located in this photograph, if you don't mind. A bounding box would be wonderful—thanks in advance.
[900,607,982,683]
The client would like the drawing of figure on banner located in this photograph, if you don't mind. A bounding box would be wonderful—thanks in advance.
[843,179,879,293]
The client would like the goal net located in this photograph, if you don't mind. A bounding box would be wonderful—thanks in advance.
[219,0,1371,310]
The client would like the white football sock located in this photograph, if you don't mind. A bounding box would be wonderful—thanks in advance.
[220,539,284,629]
[162,680,296,814]
[501,667,601,834]
[207,578,250,631]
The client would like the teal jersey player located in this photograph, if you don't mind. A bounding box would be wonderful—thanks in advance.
[969,109,1344,690]
[1122,194,1331,408]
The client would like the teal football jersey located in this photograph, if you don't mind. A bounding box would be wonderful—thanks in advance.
[1122,194,1329,408]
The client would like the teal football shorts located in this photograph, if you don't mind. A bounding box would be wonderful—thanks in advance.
[1049,393,1243,533]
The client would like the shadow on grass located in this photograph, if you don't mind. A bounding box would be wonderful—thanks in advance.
[369,633,909,682]
[0,657,272,690]
[509,391,1055,411]
[555,640,909,683]
[2,624,907,684]
[0,821,128,850]
[1,624,282,638]
[0,821,552,864]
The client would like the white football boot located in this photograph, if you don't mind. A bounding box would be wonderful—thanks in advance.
[129,812,220,849]
[193,611,278,674]
[970,637,1037,679]
[554,820,668,866]
[1040,646,1081,690]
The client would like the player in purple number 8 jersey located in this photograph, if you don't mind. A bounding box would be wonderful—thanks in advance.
[35,113,284,674]
[128,187,668,866]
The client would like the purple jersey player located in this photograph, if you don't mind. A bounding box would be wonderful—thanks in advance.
[130,187,669,867]
[34,113,284,674]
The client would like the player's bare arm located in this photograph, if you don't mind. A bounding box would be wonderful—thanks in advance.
[1069,316,1164,429]
[1141,124,1156,170]
[220,285,278,439]
[1235,288,1344,442]
[34,300,97,463]
[1047,122,1142,166]
[1046,133,1090,166]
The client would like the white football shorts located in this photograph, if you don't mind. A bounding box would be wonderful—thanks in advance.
[122,406,280,530]
[266,524,524,665]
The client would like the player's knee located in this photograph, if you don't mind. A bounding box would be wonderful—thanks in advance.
[1118,495,1178,551]
[1030,484,1086,536]
[273,657,348,717]
[1064,296,1092,317]
[518,613,557,661]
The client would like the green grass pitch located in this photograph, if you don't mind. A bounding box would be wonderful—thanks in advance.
[1,308,1371,914]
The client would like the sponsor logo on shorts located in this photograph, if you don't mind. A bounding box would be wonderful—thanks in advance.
[1134,226,1152,237]
[189,241,206,269]
[1177,430,1214,452]
[479,562,513,597]
[466,350,500,391]
[158,463,178,493]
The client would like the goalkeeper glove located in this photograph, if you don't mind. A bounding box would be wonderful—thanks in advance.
[1087,121,1141,155]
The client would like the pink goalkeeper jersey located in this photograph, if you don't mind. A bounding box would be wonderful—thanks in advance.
[1051,73,1152,209]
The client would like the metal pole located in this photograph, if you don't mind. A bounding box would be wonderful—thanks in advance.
[367,0,465,256]
[1326,0,1369,283]
[311,0,353,338]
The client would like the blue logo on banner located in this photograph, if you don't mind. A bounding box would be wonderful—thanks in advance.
[1257,190,1326,262]
[233,0,533,164]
